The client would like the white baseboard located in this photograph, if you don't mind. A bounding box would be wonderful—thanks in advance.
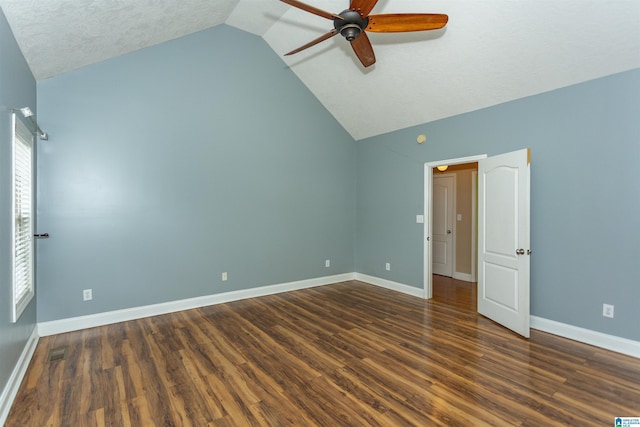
[38,273,356,336]
[5,275,635,426]
[0,326,39,426]
[531,316,640,359]
[30,273,640,361]
[354,275,639,359]
[355,273,425,298]
[453,272,476,283]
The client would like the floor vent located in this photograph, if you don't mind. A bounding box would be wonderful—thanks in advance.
[47,347,67,363]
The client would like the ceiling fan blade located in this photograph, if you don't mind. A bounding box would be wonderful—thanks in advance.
[350,0,379,16]
[285,29,339,56]
[366,14,448,32]
[280,0,343,21]
[350,32,376,67]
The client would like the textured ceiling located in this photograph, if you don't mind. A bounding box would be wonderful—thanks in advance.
[1,0,639,140]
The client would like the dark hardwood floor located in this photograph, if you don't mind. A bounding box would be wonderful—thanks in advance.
[431,274,477,311]
[6,280,640,426]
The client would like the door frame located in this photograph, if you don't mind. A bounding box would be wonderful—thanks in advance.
[424,154,487,299]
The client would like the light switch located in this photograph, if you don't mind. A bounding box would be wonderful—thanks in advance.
[457,214,462,221]
[416,215,424,223]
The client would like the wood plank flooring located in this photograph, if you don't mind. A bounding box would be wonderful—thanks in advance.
[6,281,640,426]
[431,274,477,310]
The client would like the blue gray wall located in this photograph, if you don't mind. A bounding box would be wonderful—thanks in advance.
[36,25,356,321]
[0,6,37,404]
[9,14,639,349]
[356,69,640,341]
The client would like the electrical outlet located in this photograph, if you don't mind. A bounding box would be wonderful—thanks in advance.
[603,304,614,318]
[385,262,391,271]
[325,259,330,267]
[222,272,228,281]
[83,289,92,301]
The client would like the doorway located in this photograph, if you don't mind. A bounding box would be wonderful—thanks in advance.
[427,159,480,309]
[424,149,531,338]
[424,155,486,300]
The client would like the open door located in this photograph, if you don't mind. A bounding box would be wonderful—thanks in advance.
[478,148,531,338]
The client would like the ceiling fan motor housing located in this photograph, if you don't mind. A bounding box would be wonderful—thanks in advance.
[334,10,369,41]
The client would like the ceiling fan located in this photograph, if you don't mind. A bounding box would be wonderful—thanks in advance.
[280,0,448,67]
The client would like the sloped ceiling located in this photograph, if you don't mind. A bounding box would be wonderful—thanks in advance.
[1,0,639,140]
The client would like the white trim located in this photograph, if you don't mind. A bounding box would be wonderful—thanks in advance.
[354,279,640,358]
[355,273,425,298]
[424,163,433,298]
[470,170,477,282]
[0,327,39,426]
[355,277,640,359]
[11,113,35,323]
[38,273,356,336]
[1,280,635,427]
[531,316,640,359]
[452,272,475,283]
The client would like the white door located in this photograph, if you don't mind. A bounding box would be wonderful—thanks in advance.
[478,148,531,338]
[432,175,454,277]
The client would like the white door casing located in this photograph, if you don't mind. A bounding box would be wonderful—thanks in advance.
[477,148,531,338]
[432,175,455,277]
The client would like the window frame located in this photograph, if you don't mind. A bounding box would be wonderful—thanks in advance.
[11,113,35,323]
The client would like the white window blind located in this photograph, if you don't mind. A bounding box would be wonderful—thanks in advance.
[12,113,35,322]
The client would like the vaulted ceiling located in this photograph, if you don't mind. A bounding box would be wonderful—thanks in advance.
[1,0,638,140]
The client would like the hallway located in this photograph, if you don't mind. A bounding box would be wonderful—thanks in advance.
[432,274,477,311]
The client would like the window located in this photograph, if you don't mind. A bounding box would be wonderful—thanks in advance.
[11,113,34,322]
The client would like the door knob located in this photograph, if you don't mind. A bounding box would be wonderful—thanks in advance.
[447,230,452,234]
[516,248,525,255]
